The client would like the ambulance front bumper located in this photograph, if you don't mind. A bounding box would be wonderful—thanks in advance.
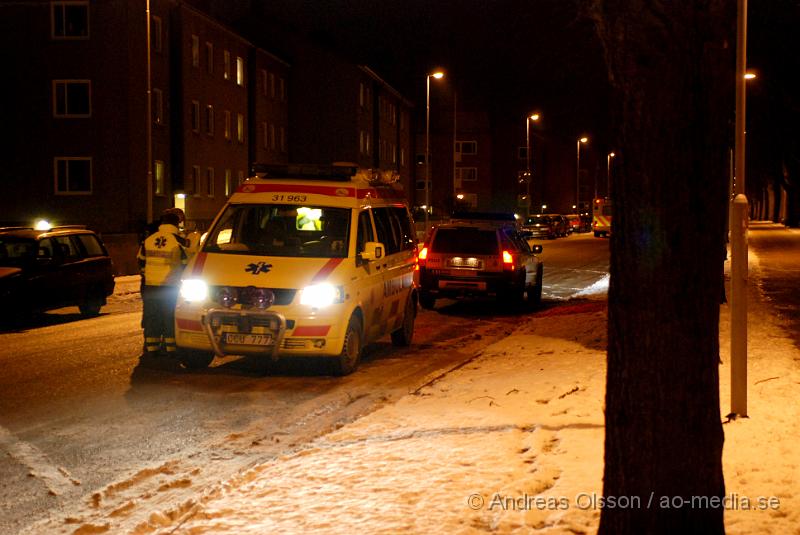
[175,303,347,358]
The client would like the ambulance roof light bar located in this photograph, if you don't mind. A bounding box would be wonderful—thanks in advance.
[250,163,359,181]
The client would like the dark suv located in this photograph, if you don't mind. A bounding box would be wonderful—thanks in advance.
[418,222,543,309]
[0,226,115,319]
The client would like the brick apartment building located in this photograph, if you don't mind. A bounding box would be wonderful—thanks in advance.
[1,0,412,274]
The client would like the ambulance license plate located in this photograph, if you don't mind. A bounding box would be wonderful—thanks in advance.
[224,333,272,346]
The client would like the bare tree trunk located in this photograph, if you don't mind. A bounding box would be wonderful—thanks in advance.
[588,2,734,533]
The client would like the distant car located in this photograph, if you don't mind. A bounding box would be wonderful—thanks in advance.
[523,214,559,239]
[0,225,115,319]
[548,214,569,237]
[567,214,590,233]
[417,221,543,309]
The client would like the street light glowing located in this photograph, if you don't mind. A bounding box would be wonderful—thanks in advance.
[609,152,615,158]
[579,137,588,143]
[744,72,756,80]
[431,71,444,79]
[529,113,540,121]
[456,194,464,200]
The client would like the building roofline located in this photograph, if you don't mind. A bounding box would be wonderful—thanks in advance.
[177,1,290,67]
[359,65,414,108]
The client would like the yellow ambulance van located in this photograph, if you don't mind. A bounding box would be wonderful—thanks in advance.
[174,164,418,375]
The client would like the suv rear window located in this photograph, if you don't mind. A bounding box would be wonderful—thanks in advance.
[431,228,498,255]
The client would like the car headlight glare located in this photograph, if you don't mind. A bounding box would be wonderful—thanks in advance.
[299,283,343,308]
[180,279,209,302]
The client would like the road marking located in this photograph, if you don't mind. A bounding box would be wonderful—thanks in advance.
[0,425,79,495]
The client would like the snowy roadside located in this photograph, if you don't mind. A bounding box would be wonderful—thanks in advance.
[37,239,800,534]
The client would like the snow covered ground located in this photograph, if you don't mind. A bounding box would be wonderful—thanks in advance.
[30,241,800,534]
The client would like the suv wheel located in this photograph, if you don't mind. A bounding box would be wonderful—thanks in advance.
[391,294,415,346]
[419,291,436,310]
[79,288,104,317]
[528,265,543,307]
[178,348,215,369]
[333,315,362,376]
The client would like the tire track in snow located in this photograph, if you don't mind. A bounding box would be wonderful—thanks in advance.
[0,425,79,495]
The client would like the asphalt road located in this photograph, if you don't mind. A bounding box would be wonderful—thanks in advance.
[0,232,609,534]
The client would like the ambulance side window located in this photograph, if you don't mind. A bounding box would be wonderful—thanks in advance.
[389,207,416,251]
[356,210,374,266]
[372,207,400,255]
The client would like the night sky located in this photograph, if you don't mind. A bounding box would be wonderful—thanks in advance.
[200,0,800,192]
[203,0,611,142]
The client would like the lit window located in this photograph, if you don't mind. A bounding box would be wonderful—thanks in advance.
[191,35,199,67]
[237,113,244,143]
[53,80,90,117]
[155,160,165,195]
[236,57,244,86]
[54,157,92,194]
[224,110,231,140]
[51,2,89,39]
[223,50,230,80]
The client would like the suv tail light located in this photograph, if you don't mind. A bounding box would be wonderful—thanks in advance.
[418,246,429,267]
[501,250,514,270]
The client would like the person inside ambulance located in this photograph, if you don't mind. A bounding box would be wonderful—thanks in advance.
[319,213,349,254]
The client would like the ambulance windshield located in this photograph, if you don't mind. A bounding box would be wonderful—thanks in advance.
[203,204,351,258]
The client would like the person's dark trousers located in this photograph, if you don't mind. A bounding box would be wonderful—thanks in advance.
[142,285,179,355]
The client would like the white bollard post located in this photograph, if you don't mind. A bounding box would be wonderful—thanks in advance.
[730,194,748,417]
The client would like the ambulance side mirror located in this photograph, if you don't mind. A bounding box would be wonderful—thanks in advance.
[360,241,384,261]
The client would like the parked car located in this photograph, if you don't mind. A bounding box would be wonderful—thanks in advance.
[417,221,543,309]
[566,214,582,233]
[0,225,115,319]
[523,214,559,239]
[549,214,570,238]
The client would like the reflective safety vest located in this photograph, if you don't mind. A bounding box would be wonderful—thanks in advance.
[137,223,188,287]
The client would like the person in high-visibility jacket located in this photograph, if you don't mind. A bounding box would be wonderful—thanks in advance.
[137,210,188,356]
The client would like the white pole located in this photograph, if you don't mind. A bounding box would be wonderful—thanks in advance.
[145,0,153,224]
[730,0,749,418]
[576,140,581,214]
[424,75,431,234]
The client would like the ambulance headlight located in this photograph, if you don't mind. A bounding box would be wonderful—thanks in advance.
[180,279,209,303]
[299,284,343,308]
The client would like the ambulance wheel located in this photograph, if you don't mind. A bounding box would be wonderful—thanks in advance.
[419,291,436,310]
[333,316,362,376]
[391,295,416,347]
[178,348,214,369]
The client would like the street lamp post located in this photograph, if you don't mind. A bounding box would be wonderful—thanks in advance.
[525,113,540,217]
[424,71,444,234]
[576,137,588,213]
[145,0,153,225]
[606,152,615,198]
